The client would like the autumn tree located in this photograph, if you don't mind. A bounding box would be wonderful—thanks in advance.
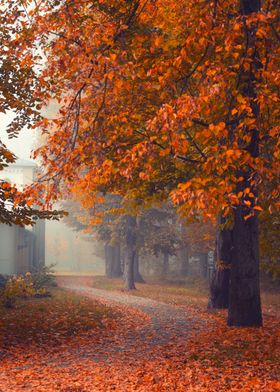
[4,0,279,326]
[62,194,144,286]
[0,10,65,226]
[0,145,64,226]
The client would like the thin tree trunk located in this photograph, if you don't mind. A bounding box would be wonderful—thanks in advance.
[104,243,122,278]
[199,253,208,278]
[123,215,136,290]
[104,244,113,278]
[180,246,189,276]
[227,0,262,326]
[162,252,169,278]
[112,243,122,277]
[179,223,189,276]
[133,251,145,283]
[209,216,232,309]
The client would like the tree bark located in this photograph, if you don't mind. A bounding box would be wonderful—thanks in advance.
[227,0,262,326]
[112,243,122,277]
[228,206,262,326]
[133,251,145,283]
[179,223,189,277]
[104,244,114,277]
[180,246,189,277]
[123,215,137,290]
[104,243,122,278]
[162,252,169,278]
[199,253,208,278]
[209,216,232,309]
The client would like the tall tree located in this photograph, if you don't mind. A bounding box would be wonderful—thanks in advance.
[3,0,279,326]
[227,0,263,327]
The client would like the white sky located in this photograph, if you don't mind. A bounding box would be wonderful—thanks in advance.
[0,112,38,162]
[0,101,59,162]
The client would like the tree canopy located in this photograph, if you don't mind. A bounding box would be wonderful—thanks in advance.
[2,0,279,326]
[3,0,278,220]
[0,9,64,225]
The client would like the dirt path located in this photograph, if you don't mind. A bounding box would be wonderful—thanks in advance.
[1,276,203,392]
[1,277,278,391]
[57,276,197,360]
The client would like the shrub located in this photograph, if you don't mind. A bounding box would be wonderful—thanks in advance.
[30,263,56,291]
[0,264,56,308]
[0,274,8,289]
[1,274,35,308]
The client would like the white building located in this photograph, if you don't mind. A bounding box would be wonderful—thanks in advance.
[0,158,45,275]
[2,158,37,189]
[0,156,104,275]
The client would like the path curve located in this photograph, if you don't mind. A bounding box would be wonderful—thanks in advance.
[57,276,197,359]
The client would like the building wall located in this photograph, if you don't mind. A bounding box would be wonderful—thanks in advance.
[0,160,44,276]
[0,225,16,275]
[15,227,35,274]
[1,166,34,189]
[1,158,103,276]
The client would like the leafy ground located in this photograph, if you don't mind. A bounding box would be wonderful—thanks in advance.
[0,276,279,391]
[0,289,117,349]
[91,275,280,316]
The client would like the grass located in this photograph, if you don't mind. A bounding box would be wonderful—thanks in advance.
[92,275,209,307]
[91,275,280,316]
[53,271,101,276]
[0,288,117,349]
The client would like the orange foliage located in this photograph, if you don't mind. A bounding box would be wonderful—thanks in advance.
[0,277,278,391]
[1,0,278,222]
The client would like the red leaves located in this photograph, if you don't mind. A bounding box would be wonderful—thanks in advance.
[2,0,278,223]
[0,289,116,351]
[0,277,278,391]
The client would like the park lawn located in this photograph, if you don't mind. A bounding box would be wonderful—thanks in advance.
[91,275,280,316]
[0,288,117,350]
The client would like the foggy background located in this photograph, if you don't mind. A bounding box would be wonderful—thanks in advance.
[0,111,105,275]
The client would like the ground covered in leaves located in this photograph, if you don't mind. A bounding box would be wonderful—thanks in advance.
[0,276,279,391]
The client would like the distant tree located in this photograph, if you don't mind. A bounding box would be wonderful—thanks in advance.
[62,195,123,279]
[139,206,180,278]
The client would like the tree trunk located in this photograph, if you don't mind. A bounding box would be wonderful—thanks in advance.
[179,223,189,276]
[123,215,136,290]
[133,251,145,283]
[228,206,262,326]
[180,246,189,277]
[162,252,169,278]
[209,216,232,309]
[209,268,230,309]
[199,253,208,278]
[104,244,113,277]
[112,243,122,277]
[104,243,122,278]
[227,0,262,326]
